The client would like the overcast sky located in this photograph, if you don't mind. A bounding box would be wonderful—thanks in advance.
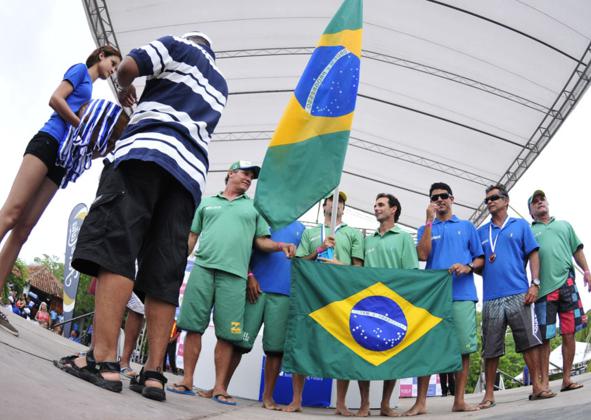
[1,1,590,309]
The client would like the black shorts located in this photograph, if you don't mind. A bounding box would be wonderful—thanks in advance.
[24,132,67,186]
[72,160,196,305]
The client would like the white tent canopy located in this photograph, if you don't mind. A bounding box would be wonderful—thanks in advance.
[84,0,591,229]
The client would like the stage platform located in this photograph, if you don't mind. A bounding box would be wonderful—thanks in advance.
[1,310,589,419]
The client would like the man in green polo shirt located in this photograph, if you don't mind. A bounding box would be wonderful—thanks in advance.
[361,193,418,417]
[529,189,589,393]
[169,161,295,405]
[284,191,364,416]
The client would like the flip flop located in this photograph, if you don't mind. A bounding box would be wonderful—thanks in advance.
[212,393,237,406]
[561,383,584,392]
[166,384,196,396]
[120,366,138,379]
[478,400,496,409]
[529,390,556,400]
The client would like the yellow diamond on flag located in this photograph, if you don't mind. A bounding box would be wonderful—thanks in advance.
[309,281,442,366]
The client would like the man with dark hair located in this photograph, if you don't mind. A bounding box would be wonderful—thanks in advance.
[285,191,364,415]
[529,189,589,393]
[170,161,295,406]
[406,182,484,415]
[477,185,550,408]
[55,31,228,401]
[361,192,418,417]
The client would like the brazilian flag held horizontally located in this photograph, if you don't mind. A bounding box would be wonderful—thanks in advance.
[283,259,462,380]
[254,0,362,229]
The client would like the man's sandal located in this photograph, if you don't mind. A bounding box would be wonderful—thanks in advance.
[130,368,168,401]
[59,350,122,393]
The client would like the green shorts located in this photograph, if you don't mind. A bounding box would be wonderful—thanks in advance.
[177,264,246,342]
[453,300,478,355]
[234,292,290,354]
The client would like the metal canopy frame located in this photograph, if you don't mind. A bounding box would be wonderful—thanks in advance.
[82,0,591,229]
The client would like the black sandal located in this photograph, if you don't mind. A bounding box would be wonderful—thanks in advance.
[53,353,81,370]
[60,350,122,393]
[130,368,168,401]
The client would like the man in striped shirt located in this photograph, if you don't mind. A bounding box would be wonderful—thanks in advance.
[57,32,228,401]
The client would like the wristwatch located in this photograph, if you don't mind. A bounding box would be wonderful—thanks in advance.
[467,262,474,273]
[531,278,540,288]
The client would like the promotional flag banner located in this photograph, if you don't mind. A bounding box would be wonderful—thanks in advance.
[283,259,461,380]
[62,203,88,338]
[254,0,363,229]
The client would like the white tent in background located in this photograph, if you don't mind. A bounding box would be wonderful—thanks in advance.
[83,0,591,229]
[549,341,591,375]
[512,341,591,384]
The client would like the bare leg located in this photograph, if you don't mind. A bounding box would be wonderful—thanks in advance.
[404,376,429,416]
[120,310,144,371]
[539,340,551,389]
[211,339,237,403]
[0,154,49,244]
[381,380,400,416]
[523,346,545,396]
[479,357,498,408]
[452,355,479,412]
[283,373,305,412]
[357,381,370,417]
[171,332,201,390]
[561,334,578,389]
[262,354,283,410]
[335,379,354,416]
[142,296,175,389]
[0,178,57,287]
[198,350,242,398]
[72,272,134,382]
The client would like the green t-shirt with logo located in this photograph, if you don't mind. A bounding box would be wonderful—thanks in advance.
[191,193,270,278]
[296,224,364,265]
[531,218,582,298]
[364,225,418,269]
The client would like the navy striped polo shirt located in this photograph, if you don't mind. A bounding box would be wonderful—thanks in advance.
[108,35,228,205]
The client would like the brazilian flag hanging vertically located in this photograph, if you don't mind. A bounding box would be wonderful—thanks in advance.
[283,259,462,380]
[254,0,362,229]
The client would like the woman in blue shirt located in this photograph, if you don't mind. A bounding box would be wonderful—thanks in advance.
[0,45,121,336]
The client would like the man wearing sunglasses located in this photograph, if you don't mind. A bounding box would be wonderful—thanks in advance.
[405,183,483,416]
[477,185,550,409]
[528,189,589,394]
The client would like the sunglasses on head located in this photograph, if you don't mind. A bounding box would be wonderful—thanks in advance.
[430,193,451,202]
[484,194,505,204]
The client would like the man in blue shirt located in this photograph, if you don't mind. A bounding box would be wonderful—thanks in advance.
[406,182,483,416]
[477,185,551,409]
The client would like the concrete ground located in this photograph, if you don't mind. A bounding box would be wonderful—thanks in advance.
[1,309,590,419]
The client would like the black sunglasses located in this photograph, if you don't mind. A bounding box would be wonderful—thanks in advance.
[484,194,505,204]
[430,193,451,202]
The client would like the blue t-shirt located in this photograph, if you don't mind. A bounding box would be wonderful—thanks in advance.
[417,215,483,302]
[107,36,228,206]
[40,63,92,145]
[250,221,305,296]
[478,217,539,301]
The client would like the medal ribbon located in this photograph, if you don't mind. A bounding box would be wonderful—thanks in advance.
[488,216,510,257]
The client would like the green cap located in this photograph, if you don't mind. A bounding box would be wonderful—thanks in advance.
[527,189,545,208]
[228,160,261,179]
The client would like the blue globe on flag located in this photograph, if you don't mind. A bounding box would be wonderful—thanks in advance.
[349,296,408,352]
[294,46,360,117]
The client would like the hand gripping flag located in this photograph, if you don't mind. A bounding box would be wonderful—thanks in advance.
[283,259,462,380]
[254,0,362,229]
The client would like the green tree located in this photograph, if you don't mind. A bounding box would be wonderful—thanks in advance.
[33,254,64,280]
[73,273,95,317]
[2,259,28,303]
